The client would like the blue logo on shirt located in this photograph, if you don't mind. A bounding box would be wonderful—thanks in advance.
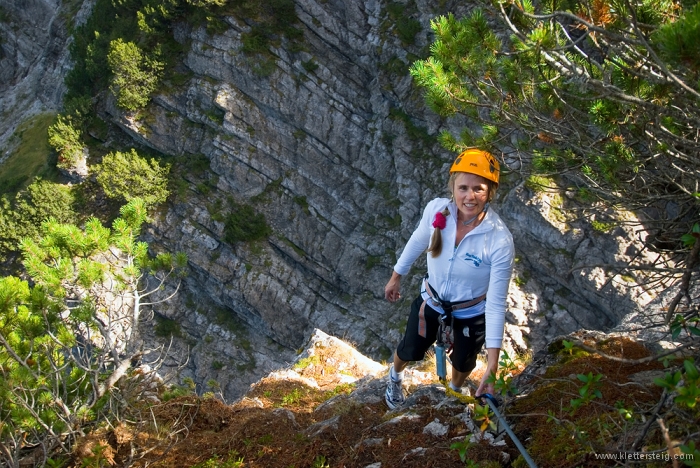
[464,252,482,267]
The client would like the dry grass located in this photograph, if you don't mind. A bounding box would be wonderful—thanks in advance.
[66,339,514,467]
[507,336,671,467]
[72,337,671,468]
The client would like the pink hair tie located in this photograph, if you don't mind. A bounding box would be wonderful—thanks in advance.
[432,212,447,230]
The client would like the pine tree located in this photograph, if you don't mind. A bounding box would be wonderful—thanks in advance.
[0,179,76,261]
[0,198,186,466]
[47,115,85,170]
[95,148,170,207]
[107,39,164,111]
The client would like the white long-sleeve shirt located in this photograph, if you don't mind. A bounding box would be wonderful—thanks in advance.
[394,197,515,349]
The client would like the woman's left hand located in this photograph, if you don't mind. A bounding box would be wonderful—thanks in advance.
[475,348,500,397]
[475,378,495,398]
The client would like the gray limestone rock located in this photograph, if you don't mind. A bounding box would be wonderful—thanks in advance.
[0,0,93,150]
[422,419,448,437]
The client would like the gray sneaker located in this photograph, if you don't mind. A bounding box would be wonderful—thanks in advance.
[385,375,405,409]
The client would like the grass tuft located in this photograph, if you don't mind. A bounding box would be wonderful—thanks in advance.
[0,113,58,195]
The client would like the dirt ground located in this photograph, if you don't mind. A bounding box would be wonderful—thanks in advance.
[65,331,513,468]
[70,377,511,468]
[66,334,690,468]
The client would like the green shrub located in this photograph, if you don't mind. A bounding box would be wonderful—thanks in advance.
[241,24,272,55]
[95,148,170,207]
[396,18,421,45]
[251,59,276,77]
[234,0,303,57]
[190,450,244,468]
[205,107,225,124]
[206,15,229,35]
[154,315,183,338]
[196,182,211,195]
[653,2,700,69]
[187,0,227,6]
[293,195,309,213]
[47,115,85,169]
[281,388,304,406]
[224,202,271,243]
[525,175,556,192]
[302,59,318,73]
[591,220,616,233]
[381,56,409,76]
[161,378,196,402]
[386,1,422,45]
[293,355,320,370]
[107,39,164,111]
[514,270,530,287]
[0,179,76,258]
[0,5,9,23]
[184,153,211,175]
[365,255,382,270]
[388,107,435,146]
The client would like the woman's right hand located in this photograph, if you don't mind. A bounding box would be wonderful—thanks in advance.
[384,272,402,302]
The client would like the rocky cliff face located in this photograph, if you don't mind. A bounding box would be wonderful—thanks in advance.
[0,0,92,153]
[0,0,666,401]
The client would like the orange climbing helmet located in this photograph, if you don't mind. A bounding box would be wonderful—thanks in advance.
[449,149,500,184]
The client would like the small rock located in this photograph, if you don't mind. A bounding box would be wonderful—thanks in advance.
[401,384,446,409]
[271,408,299,428]
[423,419,448,437]
[304,415,340,438]
[628,370,667,386]
[237,397,264,408]
[353,438,383,450]
[470,431,495,444]
[406,447,427,456]
[380,412,421,426]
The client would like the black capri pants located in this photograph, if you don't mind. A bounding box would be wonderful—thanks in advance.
[396,295,486,374]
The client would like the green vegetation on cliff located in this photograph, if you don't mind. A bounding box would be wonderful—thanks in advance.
[0,199,187,468]
[224,201,271,244]
[0,113,58,195]
[95,148,170,207]
[47,115,84,170]
[0,179,76,261]
[65,0,304,116]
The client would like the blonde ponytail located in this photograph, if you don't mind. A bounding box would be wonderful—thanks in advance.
[427,207,450,258]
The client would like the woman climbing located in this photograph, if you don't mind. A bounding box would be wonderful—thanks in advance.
[384,149,515,409]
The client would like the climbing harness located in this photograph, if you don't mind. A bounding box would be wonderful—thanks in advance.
[480,393,538,468]
[422,276,485,382]
[417,277,486,338]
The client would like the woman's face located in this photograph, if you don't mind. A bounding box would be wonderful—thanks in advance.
[452,172,490,221]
